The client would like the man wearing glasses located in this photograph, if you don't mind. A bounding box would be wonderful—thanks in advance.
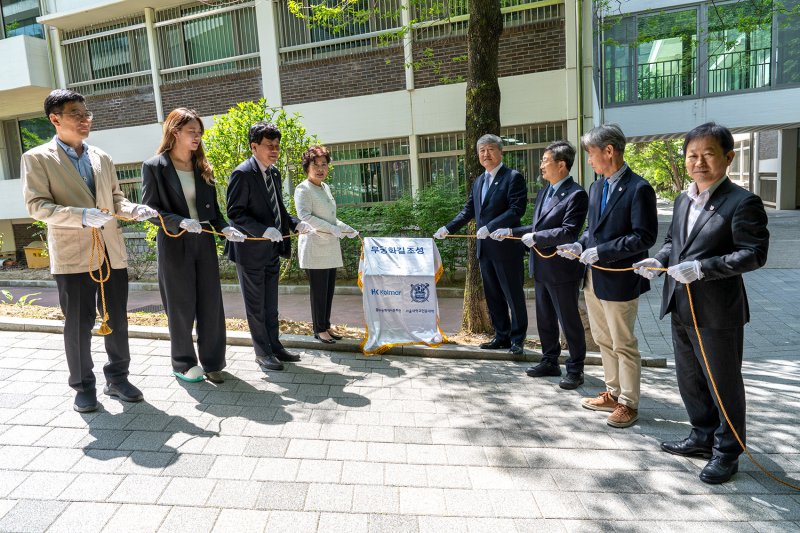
[21,89,158,413]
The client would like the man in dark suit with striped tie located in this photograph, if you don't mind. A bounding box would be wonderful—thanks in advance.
[226,122,311,371]
[496,141,588,389]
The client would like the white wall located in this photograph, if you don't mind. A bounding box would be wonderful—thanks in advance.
[0,36,54,120]
[0,180,30,220]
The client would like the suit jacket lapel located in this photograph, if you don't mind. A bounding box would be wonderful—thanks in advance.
[683,179,731,252]
[481,165,506,210]
[597,169,630,227]
[474,173,486,221]
[250,157,271,206]
[51,141,94,199]
[160,153,191,215]
[537,177,573,224]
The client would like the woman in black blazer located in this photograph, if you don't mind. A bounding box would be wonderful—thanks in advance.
[141,108,245,384]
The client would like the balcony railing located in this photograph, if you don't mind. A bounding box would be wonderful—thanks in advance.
[708,47,771,93]
[637,57,695,100]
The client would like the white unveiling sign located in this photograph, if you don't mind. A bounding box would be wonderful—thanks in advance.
[359,237,446,354]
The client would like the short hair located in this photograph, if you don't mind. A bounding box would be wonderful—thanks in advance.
[580,124,627,153]
[545,140,576,171]
[683,122,734,154]
[248,121,281,146]
[476,134,503,151]
[301,145,331,173]
[44,89,85,117]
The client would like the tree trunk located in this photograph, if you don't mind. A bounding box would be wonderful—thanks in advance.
[461,0,502,334]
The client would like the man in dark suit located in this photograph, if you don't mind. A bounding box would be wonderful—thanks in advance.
[633,122,768,484]
[494,141,588,389]
[434,134,528,354]
[557,124,658,428]
[226,122,311,371]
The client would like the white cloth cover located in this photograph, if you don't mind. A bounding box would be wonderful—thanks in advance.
[359,237,445,354]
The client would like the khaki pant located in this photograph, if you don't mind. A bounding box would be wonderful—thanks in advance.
[584,271,641,409]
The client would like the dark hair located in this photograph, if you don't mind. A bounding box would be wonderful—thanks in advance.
[683,122,734,154]
[301,145,331,173]
[44,89,85,117]
[248,122,281,146]
[545,140,576,171]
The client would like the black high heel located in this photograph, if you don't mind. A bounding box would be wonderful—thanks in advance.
[327,330,343,340]
[314,333,336,344]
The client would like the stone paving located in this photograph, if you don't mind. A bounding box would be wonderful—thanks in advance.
[0,326,799,532]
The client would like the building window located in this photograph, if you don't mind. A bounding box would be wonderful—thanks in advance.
[327,138,411,205]
[116,164,143,203]
[1,0,44,39]
[418,122,566,197]
[636,10,696,100]
[62,16,152,95]
[0,117,54,180]
[707,2,772,93]
[156,1,260,83]
[776,0,800,85]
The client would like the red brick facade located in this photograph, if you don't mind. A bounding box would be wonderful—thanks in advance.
[85,87,158,131]
[279,46,406,105]
[161,69,264,117]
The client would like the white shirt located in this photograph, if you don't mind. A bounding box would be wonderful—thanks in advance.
[482,163,503,202]
[686,176,727,237]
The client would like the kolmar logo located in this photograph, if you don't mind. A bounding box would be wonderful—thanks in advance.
[410,283,430,303]
[370,288,402,296]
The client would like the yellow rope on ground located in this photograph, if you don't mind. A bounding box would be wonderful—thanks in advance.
[443,233,800,491]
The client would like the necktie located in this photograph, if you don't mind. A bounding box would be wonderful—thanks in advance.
[481,172,491,203]
[544,186,556,207]
[264,168,282,228]
[600,179,609,215]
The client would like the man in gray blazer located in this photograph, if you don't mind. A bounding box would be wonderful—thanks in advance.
[634,122,769,484]
[22,89,157,412]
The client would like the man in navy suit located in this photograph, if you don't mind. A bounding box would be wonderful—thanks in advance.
[493,141,588,389]
[226,122,311,371]
[434,134,528,354]
[557,124,657,428]
[634,123,768,483]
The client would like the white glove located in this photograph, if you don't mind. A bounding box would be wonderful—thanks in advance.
[433,226,449,240]
[179,218,203,234]
[490,228,512,241]
[83,208,114,228]
[556,242,582,260]
[221,226,246,242]
[340,223,359,238]
[262,227,283,242]
[579,247,599,265]
[132,204,159,221]
[521,233,536,248]
[632,258,663,280]
[667,260,704,284]
[295,221,314,234]
[476,226,490,239]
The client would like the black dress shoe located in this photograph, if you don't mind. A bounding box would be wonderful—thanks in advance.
[480,338,511,350]
[526,361,561,378]
[274,347,301,362]
[508,344,524,355]
[256,354,284,371]
[660,438,713,459]
[314,333,336,345]
[699,456,739,484]
[559,372,584,390]
[327,331,343,340]
[103,380,144,402]
[73,389,98,412]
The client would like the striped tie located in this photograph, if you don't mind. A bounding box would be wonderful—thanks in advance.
[264,168,282,228]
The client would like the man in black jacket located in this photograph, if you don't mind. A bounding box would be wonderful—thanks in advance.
[634,122,769,484]
[226,122,311,371]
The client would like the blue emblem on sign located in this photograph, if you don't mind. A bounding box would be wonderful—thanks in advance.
[410,283,430,303]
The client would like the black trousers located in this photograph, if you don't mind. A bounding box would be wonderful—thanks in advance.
[157,231,226,373]
[671,314,746,460]
[54,266,131,392]
[478,255,528,345]
[307,268,337,334]
[236,250,283,357]
[535,279,586,374]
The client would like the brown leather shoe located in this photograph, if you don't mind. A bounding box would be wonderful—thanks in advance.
[581,391,618,412]
[607,404,638,428]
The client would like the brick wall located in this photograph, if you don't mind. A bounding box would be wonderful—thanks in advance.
[279,46,405,105]
[161,69,264,117]
[86,87,158,131]
[413,20,566,89]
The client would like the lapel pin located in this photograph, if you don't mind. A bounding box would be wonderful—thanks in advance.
[710,205,715,211]
[618,187,623,192]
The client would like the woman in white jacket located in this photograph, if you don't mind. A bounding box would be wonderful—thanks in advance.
[294,145,358,343]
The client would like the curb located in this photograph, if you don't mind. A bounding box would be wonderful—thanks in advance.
[0,317,667,368]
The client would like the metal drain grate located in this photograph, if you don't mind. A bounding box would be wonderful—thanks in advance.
[129,304,165,313]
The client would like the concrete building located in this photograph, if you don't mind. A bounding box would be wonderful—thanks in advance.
[594,0,800,210]
[0,0,594,263]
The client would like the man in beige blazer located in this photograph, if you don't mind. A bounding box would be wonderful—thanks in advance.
[21,89,158,412]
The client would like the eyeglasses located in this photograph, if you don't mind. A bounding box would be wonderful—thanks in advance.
[540,158,554,165]
[57,110,94,121]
